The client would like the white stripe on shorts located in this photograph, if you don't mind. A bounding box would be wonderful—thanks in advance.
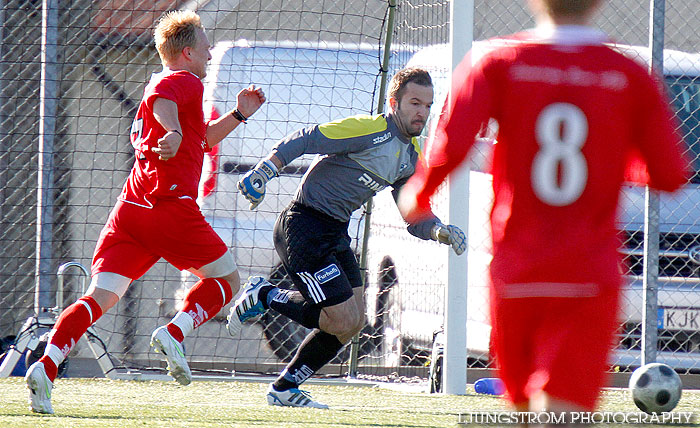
[298,272,320,303]
[308,273,327,303]
[298,272,326,304]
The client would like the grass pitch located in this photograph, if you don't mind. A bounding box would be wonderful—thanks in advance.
[0,377,698,427]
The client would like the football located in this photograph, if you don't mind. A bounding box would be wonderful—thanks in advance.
[629,363,682,414]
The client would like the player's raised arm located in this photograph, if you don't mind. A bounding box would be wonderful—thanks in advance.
[398,51,493,224]
[237,114,388,210]
[206,84,266,148]
[632,69,690,191]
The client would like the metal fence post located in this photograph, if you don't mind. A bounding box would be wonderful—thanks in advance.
[0,0,6,212]
[35,0,60,315]
[348,0,398,378]
[641,0,665,366]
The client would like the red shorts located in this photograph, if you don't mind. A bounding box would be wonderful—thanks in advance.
[91,198,228,280]
[489,282,621,410]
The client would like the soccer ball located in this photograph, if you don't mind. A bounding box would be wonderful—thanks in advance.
[629,363,682,414]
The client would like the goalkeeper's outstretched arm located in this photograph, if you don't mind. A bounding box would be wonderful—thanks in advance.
[392,180,466,255]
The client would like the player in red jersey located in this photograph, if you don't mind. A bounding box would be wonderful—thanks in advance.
[25,10,266,414]
[399,0,690,417]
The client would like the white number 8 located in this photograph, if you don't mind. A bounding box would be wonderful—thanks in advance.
[532,103,588,206]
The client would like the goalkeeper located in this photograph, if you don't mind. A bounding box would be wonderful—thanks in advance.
[228,67,465,408]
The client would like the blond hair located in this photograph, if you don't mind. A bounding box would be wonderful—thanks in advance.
[154,10,203,63]
[541,0,600,17]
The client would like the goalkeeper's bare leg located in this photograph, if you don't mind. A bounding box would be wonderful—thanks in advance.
[267,287,366,408]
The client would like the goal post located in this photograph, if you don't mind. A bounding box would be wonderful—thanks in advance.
[443,0,474,396]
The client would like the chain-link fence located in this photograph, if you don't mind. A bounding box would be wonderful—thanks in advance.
[0,0,388,378]
[365,0,700,378]
[1,0,699,383]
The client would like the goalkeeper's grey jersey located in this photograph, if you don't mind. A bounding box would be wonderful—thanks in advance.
[272,113,426,224]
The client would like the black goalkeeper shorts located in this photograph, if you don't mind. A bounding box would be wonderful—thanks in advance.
[273,202,361,308]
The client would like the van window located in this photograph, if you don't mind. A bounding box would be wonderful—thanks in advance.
[667,76,700,183]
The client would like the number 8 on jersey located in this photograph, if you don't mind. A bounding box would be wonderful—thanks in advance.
[531,102,589,207]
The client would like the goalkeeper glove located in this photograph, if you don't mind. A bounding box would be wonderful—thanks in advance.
[237,159,279,209]
[431,223,467,256]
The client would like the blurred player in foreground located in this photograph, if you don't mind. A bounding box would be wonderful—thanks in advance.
[399,0,689,420]
[229,68,466,408]
[25,10,265,414]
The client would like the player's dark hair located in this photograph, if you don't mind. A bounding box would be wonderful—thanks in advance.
[541,0,600,17]
[389,68,433,104]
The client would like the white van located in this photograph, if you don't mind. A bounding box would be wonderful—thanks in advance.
[365,42,700,370]
[198,40,380,359]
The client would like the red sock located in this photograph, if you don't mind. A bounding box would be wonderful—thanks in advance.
[166,324,185,342]
[167,278,233,341]
[39,296,103,381]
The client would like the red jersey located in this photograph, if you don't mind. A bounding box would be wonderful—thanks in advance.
[411,27,690,288]
[122,69,208,207]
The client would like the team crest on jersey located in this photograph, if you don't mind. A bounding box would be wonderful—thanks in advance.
[314,264,341,284]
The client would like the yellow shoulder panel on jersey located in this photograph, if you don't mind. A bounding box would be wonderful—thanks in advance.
[318,114,388,140]
[411,137,423,159]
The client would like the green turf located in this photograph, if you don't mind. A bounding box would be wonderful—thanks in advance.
[0,377,698,427]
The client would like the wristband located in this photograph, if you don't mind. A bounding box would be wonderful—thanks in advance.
[431,223,450,244]
[257,159,279,180]
[167,129,182,137]
[231,109,248,123]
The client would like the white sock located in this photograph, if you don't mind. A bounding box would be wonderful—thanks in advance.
[45,343,65,370]
[170,311,195,338]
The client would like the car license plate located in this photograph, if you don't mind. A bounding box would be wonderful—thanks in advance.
[658,308,700,330]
